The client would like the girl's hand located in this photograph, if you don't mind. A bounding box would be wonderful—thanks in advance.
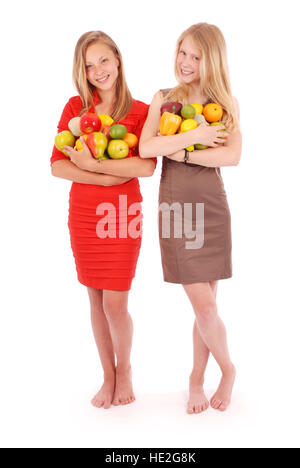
[166,150,185,162]
[63,137,94,171]
[190,121,229,147]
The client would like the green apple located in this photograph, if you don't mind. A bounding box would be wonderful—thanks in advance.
[55,131,75,156]
[107,140,129,159]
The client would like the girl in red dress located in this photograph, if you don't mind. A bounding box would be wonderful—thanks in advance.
[51,31,156,409]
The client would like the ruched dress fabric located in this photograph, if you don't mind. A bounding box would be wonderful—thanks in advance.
[51,89,156,291]
[158,88,232,284]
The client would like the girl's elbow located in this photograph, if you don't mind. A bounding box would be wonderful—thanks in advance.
[232,155,240,166]
[51,163,59,177]
[138,141,153,159]
[138,145,147,159]
[233,150,242,166]
[140,162,155,177]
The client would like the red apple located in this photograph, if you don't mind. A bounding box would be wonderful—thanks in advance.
[80,113,101,134]
[101,124,112,142]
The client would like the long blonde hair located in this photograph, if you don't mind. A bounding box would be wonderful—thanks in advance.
[164,23,238,132]
[72,31,132,121]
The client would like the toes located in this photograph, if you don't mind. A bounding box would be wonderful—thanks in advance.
[210,398,217,408]
[103,400,111,409]
[113,399,120,406]
[218,401,229,411]
[211,398,222,409]
[92,398,104,408]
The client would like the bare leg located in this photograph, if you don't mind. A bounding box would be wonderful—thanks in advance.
[183,281,236,412]
[102,290,135,406]
[87,287,116,409]
[187,280,218,414]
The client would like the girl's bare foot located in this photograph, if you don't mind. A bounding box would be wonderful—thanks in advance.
[187,374,209,414]
[113,365,135,406]
[91,375,115,409]
[210,364,236,411]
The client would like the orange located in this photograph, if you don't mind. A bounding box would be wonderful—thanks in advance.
[123,132,138,148]
[203,103,223,122]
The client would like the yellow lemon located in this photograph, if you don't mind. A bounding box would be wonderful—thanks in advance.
[186,145,194,152]
[191,103,203,115]
[98,114,114,126]
[75,134,88,151]
[180,119,198,133]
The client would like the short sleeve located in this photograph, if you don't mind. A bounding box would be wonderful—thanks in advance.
[135,104,157,169]
[50,98,78,166]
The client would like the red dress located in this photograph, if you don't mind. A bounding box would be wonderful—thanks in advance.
[51,89,156,291]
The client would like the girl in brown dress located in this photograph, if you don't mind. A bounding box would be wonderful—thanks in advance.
[140,23,242,413]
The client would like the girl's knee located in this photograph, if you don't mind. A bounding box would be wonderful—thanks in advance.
[195,302,218,323]
[103,299,127,320]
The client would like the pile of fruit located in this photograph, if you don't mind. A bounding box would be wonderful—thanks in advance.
[159,101,225,151]
[54,112,139,160]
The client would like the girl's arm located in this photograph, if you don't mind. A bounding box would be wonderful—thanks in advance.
[166,97,242,167]
[64,137,156,178]
[139,91,228,158]
[51,159,132,186]
[86,155,156,178]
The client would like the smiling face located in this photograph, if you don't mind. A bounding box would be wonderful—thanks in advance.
[176,35,201,84]
[85,41,119,91]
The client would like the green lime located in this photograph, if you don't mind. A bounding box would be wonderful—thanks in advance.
[109,124,127,139]
[195,144,208,150]
[210,121,226,131]
[181,105,196,119]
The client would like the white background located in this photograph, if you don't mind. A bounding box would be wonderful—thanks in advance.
[1,0,300,448]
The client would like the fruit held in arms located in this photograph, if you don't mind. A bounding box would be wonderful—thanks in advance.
[87,132,108,159]
[80,113,102,134]
[181,105,196,119]
[160,112,182,135]
[123,133,138,148]
[160,101,182,116]
[203,103,223,122]
[107,140,129,159]
[68,117,82,136]
[55,131,75,156]
[191,103,203,115]
[210,121,227,140]
[195,144,208,150]
[75,134,88,151]
[194,114,206,125]
[98,114,114,126]
[180,119,198,133]
[101,125,112,142]
[109,124,128,140]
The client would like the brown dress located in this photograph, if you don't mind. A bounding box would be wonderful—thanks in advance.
[158,89,232,284]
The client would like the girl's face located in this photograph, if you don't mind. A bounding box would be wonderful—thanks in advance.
[85,41,119,91]
[176,35,201,84]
